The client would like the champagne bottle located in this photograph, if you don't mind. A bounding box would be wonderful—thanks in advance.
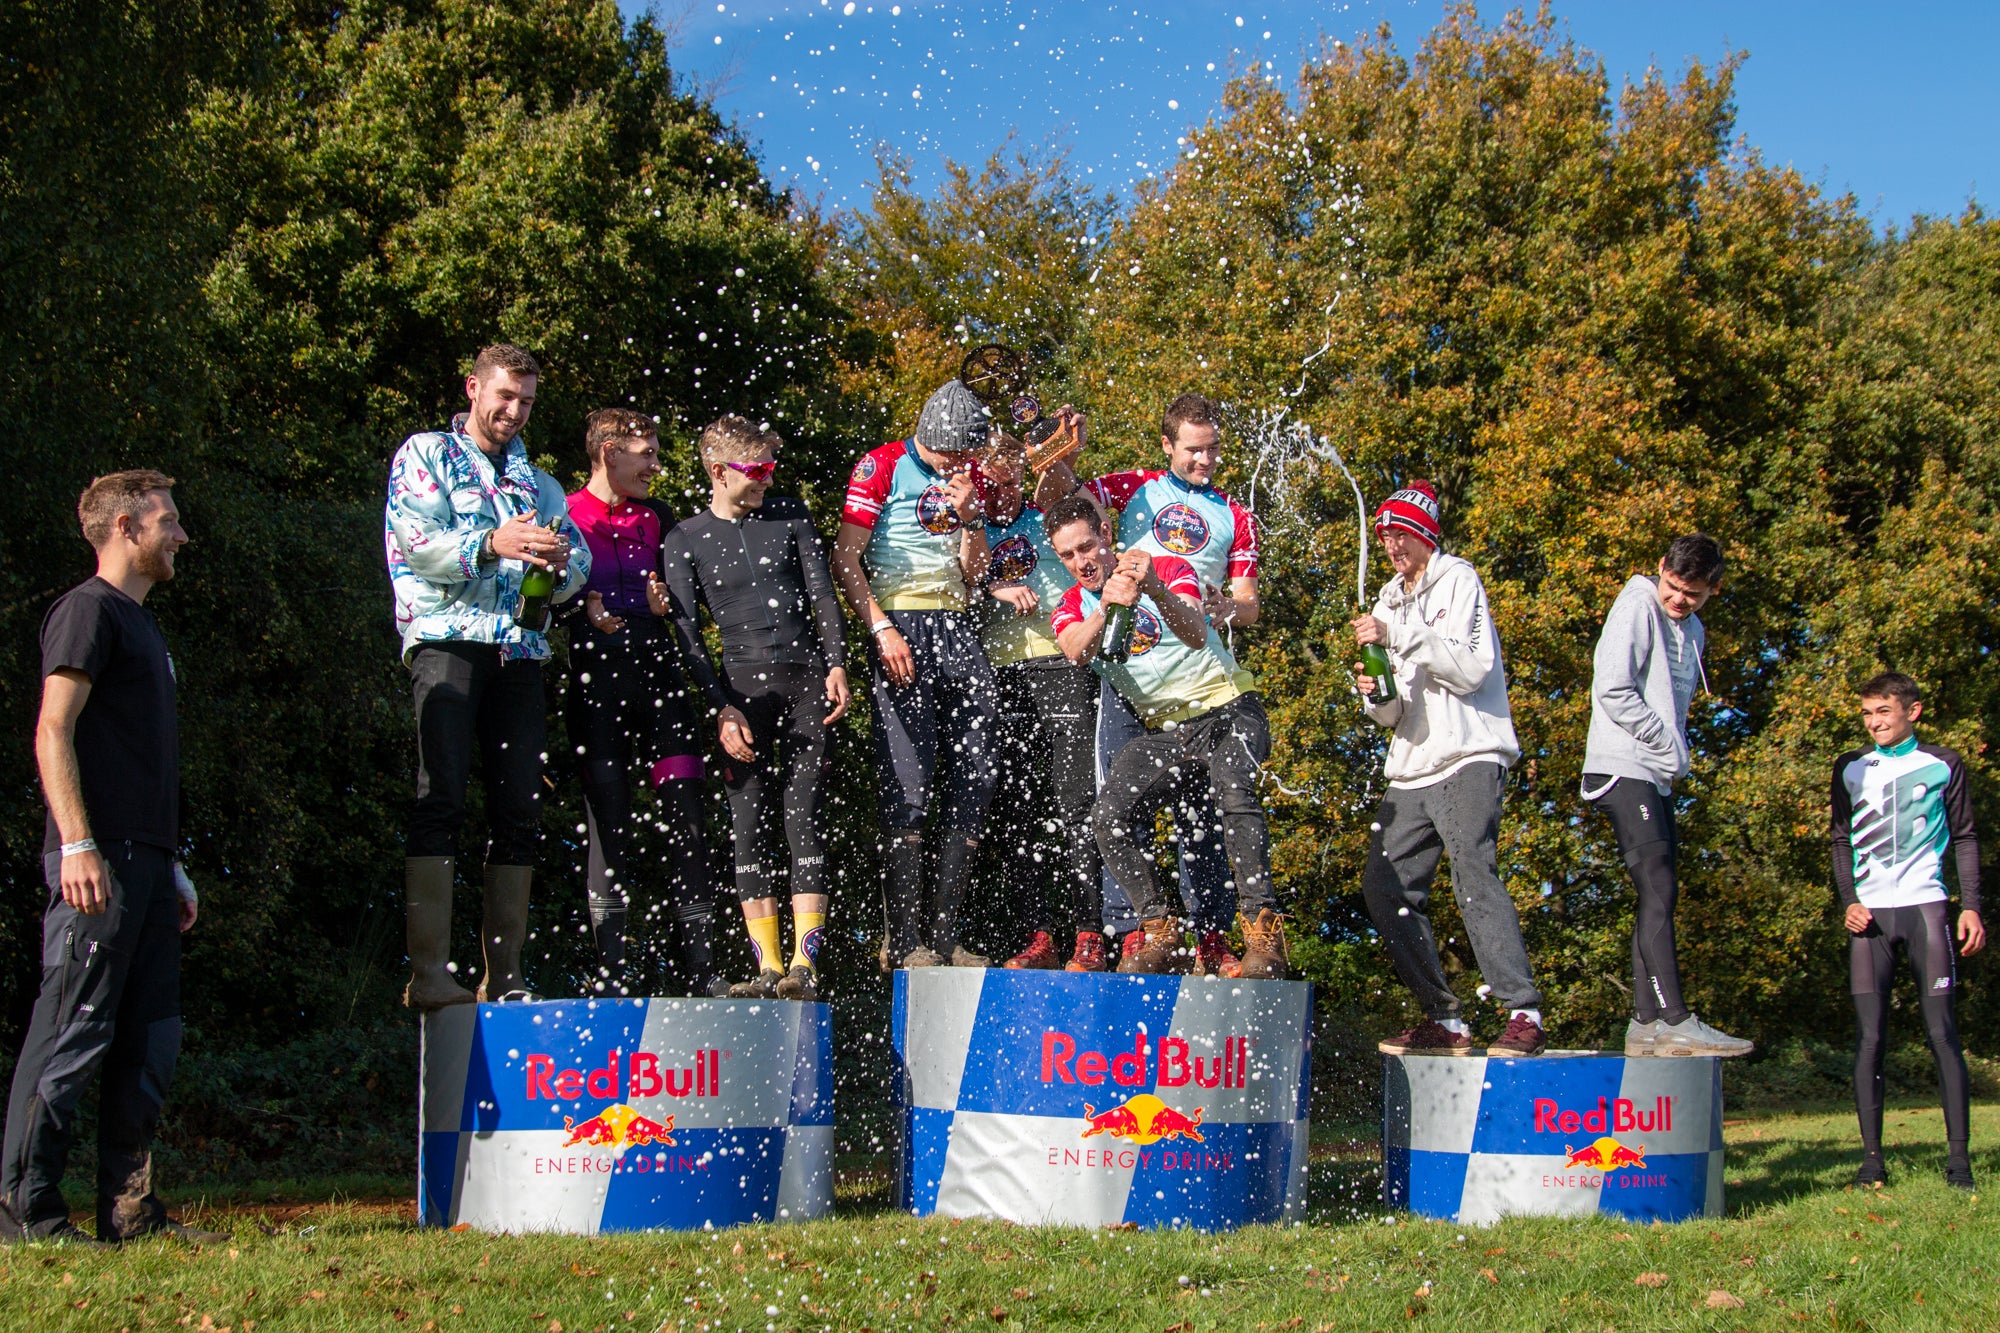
[1359,640,1397,702]
[513,519,562,632]
[1099,599,1134,663]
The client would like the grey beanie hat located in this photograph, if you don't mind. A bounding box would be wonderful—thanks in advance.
[915,379,991,455]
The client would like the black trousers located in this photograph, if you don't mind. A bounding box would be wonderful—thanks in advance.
[992,658,1103,939]
[2,843,180,1238]
[407,642,547,865]
[1583,773,1687,1024]
[1093,693,1276,923]
[567,619,708,975]
[1850,901,1970,1156]
[721,661,831,904]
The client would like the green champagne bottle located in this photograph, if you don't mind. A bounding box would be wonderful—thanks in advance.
[1099,600,1135,663]
[513,520,561,632]
[1359,640,1397,702]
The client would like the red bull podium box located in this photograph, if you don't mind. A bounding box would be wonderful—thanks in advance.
[1383,1050,1723,1226]
[419,997,833,1233]
[892,969,1312,1229]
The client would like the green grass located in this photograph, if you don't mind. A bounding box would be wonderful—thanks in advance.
[6,1101,1996,1331]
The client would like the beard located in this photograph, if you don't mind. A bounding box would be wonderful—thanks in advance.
[134,541,177,583]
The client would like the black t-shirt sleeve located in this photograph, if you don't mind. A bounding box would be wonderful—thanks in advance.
[1934,745,1982,915]
[793,516,848,672]
[41,588,116,681]
[1830,752,1861,907]
[658,523,728,708]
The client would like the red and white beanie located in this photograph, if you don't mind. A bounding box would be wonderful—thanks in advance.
[1374,481,1441,548]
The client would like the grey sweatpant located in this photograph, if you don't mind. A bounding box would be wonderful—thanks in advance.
[1362,760,1542,1017]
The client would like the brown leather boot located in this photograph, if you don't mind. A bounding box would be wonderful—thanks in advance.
[1115,917,1185,974]
[1235,909,1289,980]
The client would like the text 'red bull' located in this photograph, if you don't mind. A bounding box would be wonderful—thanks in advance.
[1531,1095,1674,1137]
[524,1050,722,1101]
[1040,1032,1248,1089]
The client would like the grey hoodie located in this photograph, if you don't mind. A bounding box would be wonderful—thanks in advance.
[1581,574,1705,796]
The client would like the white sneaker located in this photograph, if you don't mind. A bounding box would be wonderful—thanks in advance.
[1653,1014,1753,1058]
[1624,1019,1661,1057]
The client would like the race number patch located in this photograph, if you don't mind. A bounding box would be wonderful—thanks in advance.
[1152,503,1211,555]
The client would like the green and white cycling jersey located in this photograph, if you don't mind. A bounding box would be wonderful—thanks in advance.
[1830,735,1982,913]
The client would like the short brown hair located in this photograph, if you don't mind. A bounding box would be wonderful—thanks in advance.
[1859,672,1923,709]
[472,343,542,381]
[78,470,176,549]
[584,408,658,466]
[699,414,779,466]
[1042,491,1105,545]
[980,431,1026,477]
[1161,392,1222,444]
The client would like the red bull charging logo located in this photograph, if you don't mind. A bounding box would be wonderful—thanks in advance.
[1080,1094,1205,1146]
[1561,1136,1646,1172]
[561,1103,677,1149]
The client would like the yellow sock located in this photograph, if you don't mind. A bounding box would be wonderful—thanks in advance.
[791,908,826,973]
[746,914,783,975]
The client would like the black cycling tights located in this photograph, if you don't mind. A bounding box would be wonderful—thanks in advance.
[1852,902,1970,1161]
[720,663,831,904]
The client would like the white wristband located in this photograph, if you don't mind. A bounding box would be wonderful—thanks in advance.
[870,619,895,635]
[60,838,97,858]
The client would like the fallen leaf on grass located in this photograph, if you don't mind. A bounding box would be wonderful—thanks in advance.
[989,1308,1006,1323]
[1010,1288,1033,1300]
[1705,1291,1744,1310]
[1479,1269,1497,1284]
[448,1224,471,1233]
[1164,1323,1193,1333]
[1634,1274,1667,1288]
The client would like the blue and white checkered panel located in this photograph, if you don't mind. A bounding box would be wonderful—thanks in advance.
[1383,1051,1724,1226]
[419,998,834,1233]
[893,969,1313,1230]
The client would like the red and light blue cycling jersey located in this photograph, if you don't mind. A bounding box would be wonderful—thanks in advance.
[1084,469,1259,594]
[980,504,1075,667]
[842,440,982,612]
[1050,554,1256,727]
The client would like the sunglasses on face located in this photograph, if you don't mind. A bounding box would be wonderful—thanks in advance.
[724,460,777,482]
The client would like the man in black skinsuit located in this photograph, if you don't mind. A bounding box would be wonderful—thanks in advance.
[660,416,851,1001]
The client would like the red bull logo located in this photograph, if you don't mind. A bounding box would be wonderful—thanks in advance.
[1126,606,1163,656]
[1041,1032,1249,1090]
[1560,1136,1646,1172]
[916,484,963,534]
[525,1049,722,1101]
[1080,1094,1205,1146]
[1532,1095,1674,1137]
[988,534,1038,581]
[1152,503,1211,555]
[560,1104,677,1149]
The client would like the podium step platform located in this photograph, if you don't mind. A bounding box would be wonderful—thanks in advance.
[893,968,1313,1230]
[1383,1048,1723,1226]
[420,997,832,1233]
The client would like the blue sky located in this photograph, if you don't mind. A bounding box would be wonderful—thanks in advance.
[631,0,1996,229]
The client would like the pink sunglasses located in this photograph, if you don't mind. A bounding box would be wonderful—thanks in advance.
[724,460,777,482]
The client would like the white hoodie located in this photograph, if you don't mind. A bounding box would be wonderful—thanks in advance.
[1362,551,1521,787]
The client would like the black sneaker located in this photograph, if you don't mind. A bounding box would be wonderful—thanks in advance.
[1854,1155,1887,1187]
[112,1217,231,1246]
[34,1221,107,1249]
[1946,1160,1976,1192]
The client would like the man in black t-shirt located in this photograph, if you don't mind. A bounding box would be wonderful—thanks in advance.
[1,471,224,1248]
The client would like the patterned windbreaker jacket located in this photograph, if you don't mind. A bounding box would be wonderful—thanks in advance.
[384,415,590,662]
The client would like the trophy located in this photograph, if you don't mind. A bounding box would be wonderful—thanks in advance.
[958,344,1086,475]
